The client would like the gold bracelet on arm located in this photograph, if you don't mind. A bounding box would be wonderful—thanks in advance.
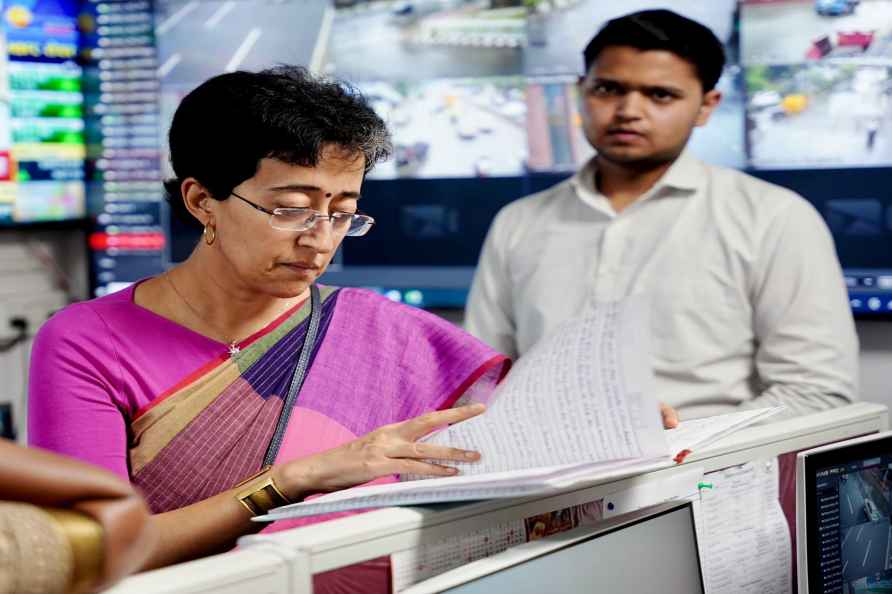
[234,466,292,517]
[0,502,74,594]
[44,508,104,594]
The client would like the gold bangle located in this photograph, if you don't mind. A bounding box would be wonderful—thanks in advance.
[234,467,291,517]
[0,502,73,594]
[44,509,104,594]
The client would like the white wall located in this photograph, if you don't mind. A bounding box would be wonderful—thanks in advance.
[0,231,87,441]
[857,320,892,410]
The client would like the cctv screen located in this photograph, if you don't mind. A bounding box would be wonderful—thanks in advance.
[811,452,892,593]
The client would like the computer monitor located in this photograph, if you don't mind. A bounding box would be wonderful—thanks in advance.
[402,500,705,594]
[796,430,892,594]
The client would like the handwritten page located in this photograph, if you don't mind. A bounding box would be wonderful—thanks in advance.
[697,458,791,594]
[417,299,667,477]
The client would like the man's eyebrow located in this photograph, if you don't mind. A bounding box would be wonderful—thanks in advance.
[590,78,685,95]
[642,84,685,95]
[268,184,361,199]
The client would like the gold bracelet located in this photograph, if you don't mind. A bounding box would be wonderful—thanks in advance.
[0,502,73,594]
[44,509,104,594]
[234,466,291,517]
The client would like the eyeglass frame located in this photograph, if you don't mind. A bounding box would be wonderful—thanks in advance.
[229,190,375,236]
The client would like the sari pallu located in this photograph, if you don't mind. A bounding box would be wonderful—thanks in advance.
[128,286,509,592]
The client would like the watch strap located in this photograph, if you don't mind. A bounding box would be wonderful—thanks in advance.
[235,468,291,517]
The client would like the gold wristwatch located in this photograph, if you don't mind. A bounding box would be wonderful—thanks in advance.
[234,466,291,516]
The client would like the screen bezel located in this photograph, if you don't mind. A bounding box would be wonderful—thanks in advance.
[804,434,892,591]
[443,500,705,593]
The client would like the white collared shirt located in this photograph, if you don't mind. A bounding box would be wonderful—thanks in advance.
[465,152,858,418]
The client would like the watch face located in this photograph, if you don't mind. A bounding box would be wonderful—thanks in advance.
[236,473,291,517]
[260,481,291,507]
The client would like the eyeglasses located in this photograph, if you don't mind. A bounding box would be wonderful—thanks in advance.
[230,191,375,237]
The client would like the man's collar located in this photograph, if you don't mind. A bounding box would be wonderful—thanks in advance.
[571,150,704,199]
[658,150,703,192]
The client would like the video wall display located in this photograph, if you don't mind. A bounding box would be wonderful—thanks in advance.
[0,0,86,224]
[742,0,892,65]
[322,0,736,80]
[0,0,890,312]
[360,77,528,180]
[740,0,892,314]
[318,0,742,305]
[742,0,892,170]
[151,0,892,312]
[334,0,742,179]
[0,33,11,207]
[79,0,166,296]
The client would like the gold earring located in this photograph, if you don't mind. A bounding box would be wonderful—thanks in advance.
[203,224,216,246]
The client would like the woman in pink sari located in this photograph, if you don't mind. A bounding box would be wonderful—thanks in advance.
[28,66,508,592]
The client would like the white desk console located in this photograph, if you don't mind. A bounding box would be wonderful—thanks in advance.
[107,402,888,594]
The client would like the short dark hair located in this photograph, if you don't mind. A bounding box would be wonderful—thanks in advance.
[583,10,726,92]
[164,65,392,224]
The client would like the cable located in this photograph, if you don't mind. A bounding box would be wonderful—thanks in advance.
[0,318,28,353]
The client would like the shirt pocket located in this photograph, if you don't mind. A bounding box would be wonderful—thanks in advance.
[649,276,744,365]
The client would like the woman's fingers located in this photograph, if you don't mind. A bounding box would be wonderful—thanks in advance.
[396,442,481,463]
[398,403,486,439]
[660,402,679,429]
[296,404,487,492]
[395,459,463,478]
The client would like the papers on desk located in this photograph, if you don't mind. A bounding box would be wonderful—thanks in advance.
[698,458,791,594]
[256,300,784,522]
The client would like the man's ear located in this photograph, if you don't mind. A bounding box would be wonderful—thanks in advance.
[181,178,215,227]
[695,89,722,128]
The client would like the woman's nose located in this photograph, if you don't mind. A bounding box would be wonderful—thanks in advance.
[298,217,335,253]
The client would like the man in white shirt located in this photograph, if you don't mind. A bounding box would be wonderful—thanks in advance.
[466,9,858,419]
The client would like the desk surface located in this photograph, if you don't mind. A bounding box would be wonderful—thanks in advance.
[106,402,888,594]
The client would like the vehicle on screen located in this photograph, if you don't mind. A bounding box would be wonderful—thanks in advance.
[815,0,859,17]
[865,497,882,522]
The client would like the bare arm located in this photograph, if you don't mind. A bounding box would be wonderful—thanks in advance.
[0,439,156,591]
[0,439,132,505]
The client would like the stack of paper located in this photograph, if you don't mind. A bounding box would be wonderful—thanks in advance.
[257,300,783,521]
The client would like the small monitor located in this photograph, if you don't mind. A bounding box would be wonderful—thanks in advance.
[402,500,705,594]
[797,431,892,594]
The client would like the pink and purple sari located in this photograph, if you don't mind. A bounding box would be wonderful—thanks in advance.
[128,286,509,593]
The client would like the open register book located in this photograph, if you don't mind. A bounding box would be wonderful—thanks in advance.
[257,300,783,521]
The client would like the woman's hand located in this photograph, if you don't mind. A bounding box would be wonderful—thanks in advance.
[660,402,679,429]
[275,403,486,498]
